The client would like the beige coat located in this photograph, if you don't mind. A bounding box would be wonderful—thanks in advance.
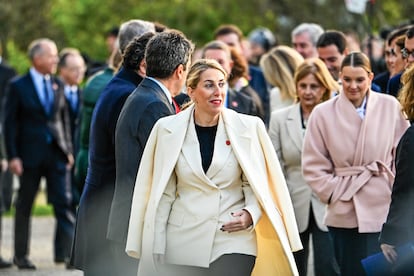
[302,91,409,233]
[269,103,327,233]
[126,105,302,275]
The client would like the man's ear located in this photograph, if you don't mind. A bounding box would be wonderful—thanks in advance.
[175,64,185,80]
[138,60,146,77]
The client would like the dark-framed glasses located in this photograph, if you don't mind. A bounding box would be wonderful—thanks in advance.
[401,48,414,59]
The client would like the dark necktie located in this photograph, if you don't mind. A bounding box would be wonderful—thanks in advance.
[69,89,78,112]
[43,77,52,113]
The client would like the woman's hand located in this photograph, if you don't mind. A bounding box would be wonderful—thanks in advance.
[381,243,397,264]
[220,209,253,233]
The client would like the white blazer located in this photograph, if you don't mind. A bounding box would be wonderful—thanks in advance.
[126,105,302,275]
[268,103,327,232]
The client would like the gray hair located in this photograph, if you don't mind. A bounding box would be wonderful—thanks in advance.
[145,29,194,79]
[117,19,155,54]
[27,38,56,61]
[291,23,324,46]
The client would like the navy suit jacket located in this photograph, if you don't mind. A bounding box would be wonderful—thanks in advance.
[248,65,270,125]
[66,87,82,156]
[0,62,17,158]
[107,77,175,243]
[387,72,403,97]
[4,72,72,168]
[227,88,259,118]
[71,67,143,268]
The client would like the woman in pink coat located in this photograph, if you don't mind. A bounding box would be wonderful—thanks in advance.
[302,52,409,276]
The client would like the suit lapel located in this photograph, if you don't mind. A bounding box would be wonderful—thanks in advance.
[222,109,251,171]
[181,110,213,184]
[286,104,304,152]
[26,74,46,114]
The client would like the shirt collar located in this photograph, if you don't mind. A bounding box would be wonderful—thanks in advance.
[355,95,367,119]
[147,76,172,104]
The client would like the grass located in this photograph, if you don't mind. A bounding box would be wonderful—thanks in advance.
[4,205,54,217]
[4,189,54,217]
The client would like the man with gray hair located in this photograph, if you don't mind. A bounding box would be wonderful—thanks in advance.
[5,38,74,269]
[291,22,324,58]
[117,19,155,54]
[70,19,155,275]
[113,29,193,268]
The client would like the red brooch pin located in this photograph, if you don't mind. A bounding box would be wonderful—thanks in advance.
[226,140,231,146]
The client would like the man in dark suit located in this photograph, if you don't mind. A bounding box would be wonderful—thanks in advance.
[201,40,259,117]
[71,20,155,276]
[107,29,194,274]
[58,48,86,208]
[4,38,74,269]
[0,41,17,269]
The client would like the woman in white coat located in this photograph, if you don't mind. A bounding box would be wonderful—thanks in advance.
[126,59,302,276]
[268,58,340,276]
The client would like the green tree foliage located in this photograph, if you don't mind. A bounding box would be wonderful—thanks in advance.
[1,0,412,74]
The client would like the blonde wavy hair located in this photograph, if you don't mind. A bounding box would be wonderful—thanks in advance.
[260,45,304,101]
[398,65,414,121]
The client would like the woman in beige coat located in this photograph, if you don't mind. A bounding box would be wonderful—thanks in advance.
[302,52,409,276]
[268,58,339,276]
[126,59,302,276]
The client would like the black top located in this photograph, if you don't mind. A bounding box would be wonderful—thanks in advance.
[195,124,217,173]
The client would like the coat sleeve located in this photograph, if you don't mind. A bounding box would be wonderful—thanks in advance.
[125,121,160,258]
[257,119,302,251]
[268,110,285,174]
[380,126,414,246]
[153,170,177,254]
[301,110,337,204]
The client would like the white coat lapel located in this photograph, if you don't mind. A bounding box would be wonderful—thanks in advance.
[286,104,303,152]
[221,110,251,170]
[152,108,190,198]
[181,109,213,184]
[206,115,232,179]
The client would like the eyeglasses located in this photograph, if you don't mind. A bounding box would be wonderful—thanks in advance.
[401,48,414,59]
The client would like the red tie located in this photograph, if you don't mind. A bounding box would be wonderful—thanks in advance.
[172,98,180,113]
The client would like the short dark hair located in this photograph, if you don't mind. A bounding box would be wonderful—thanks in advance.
[145,29,194,79]
[122,32,155,70]
[213,24,244,41]
[386,25,413,45]
[316,30,347,54]
[106,26,119,38]
[406,26,414,39]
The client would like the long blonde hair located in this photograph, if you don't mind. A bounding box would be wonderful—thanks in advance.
[398,65,414,121]
[260,45,304,101]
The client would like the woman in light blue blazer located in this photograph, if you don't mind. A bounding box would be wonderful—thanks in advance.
[268,58,340,276]
[126,59,302,276]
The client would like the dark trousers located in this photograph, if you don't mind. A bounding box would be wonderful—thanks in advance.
[14,144,75,260]
[294,210,339,276]
[328,227,380,276]
[159,254,256,276]
[0,168,13,256]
